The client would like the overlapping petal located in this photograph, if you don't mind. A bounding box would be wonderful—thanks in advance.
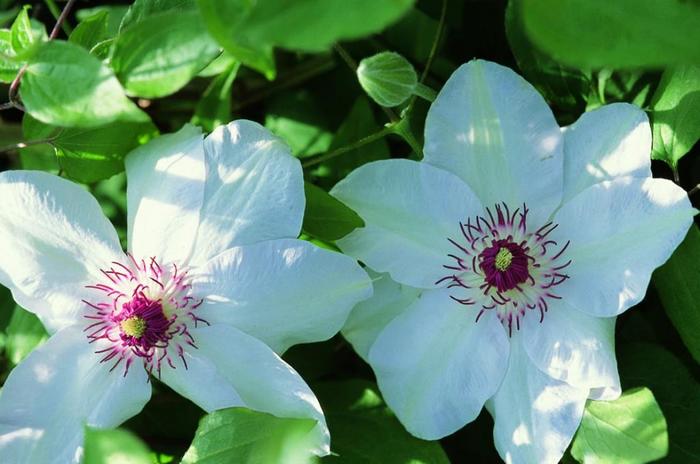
[332,159,482,288]
[368,289,509,439]
[341,271,420,361]
[160,324,329,455]
[192,238,372,354]
[562,103,652,203]
[0,171,124,333]
[0,327,151,464]
[424,59,563,225]
[126,124,206,265]
[487,338,588,464]
[522,301,619,395]
[554,177,694,317]
[190,120,305,265]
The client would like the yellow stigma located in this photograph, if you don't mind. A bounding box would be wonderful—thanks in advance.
[494,247,513,271]
[120,316,147,338]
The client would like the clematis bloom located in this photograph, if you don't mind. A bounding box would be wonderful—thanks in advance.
[332,60,694,463]
[0,121,372,463]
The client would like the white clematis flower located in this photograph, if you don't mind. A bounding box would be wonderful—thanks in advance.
[332,60,694,463]
[0,120,372,463]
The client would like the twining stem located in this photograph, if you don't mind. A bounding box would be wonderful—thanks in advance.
[5,0,77,111]
[301,125,395,168]
[413,82,438,102]
[688,184,700,197]
[419,0,447,84]
[0,137,55,154]
[43,0,73,36]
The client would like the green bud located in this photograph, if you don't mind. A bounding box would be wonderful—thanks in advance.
[357,51,417,107]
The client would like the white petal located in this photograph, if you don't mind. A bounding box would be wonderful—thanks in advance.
[160,324,329,456]
[424,59,563,226]
[331,159,482,288]
[368,289,509,439]
[522,301,620,394]
[554,177,694,317]
[562,103,652,203]
[193,238,372,354]
[342,270,421,362]
[488,337,588,464]
[0,326,151,464]
[0,171,123,333]
[189,120,305,266]
[126,124,206,264]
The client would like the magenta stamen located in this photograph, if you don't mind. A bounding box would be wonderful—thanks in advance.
[438,202,571,335]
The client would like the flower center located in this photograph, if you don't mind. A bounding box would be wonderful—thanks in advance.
[120,316,147,338]
[493,247,513,272]
[83,255,208,377]
[437,203,571,335]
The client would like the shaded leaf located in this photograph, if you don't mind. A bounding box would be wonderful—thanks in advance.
[83,427,151,464]
[191,62,239,132]
[6,305,48,366]
[653,226,700,363]
[69,10,109,51]
[303,182,364,241]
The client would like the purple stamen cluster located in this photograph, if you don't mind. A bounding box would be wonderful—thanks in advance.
[83,255,209,377]
[437,203,571,335]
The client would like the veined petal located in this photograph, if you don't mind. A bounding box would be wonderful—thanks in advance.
[342,271,421,362]
[0,326,151,464]
[522,300,620,395]
[160,324,329,456]
[424,59,563,226]
[368,289,509,439]
[487,337,588,464]
[192,238,372,354]
[562,103,651,203]
[0,171,123,333]
[190,120,305,266]
[331,159,482,289]
[554,177,694,317]
[126,124,206,265]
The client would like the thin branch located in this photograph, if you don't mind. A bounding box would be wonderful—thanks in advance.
[43,0,72,36]
[419,0,447,84]
[689,184,700,197]
[302,125,394,168]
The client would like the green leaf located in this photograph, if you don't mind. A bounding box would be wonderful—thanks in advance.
[191,62,239,132]
[197,0,415,76]
[314,380,450,463]
[120,0,198,31]
[0,29,21,83]
[83,427,152,464]
[77,5,129,37]
[10,5,46,60]
[69,10,109,51]
[265,91,334,158]
[521,0,700,69]
[618,343,700,462]
[181,407,317,464]
[571,387,668,464]
[6,305,48,366]
[650,65,700,168]
[357,52,417,108]
[653,226,700,363]
[505,0,590,116]
[54,120,158,183]
[303,182,364,241]
[111,8,220,98]
[21,40,148,128]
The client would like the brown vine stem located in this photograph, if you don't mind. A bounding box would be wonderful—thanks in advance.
[5,0,78,111]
